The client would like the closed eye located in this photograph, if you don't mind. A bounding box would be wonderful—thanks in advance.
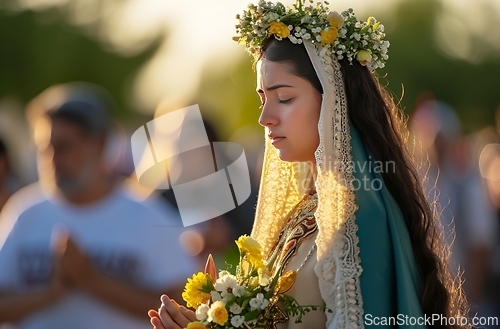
[279,98,293,104]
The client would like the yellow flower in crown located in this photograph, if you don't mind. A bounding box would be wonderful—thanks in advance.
[320,28,338,46]
[236,235,265,269]
[182,272,211,309]
[327,11,344,29]
[356,50,372,66]
[185,322,207,329]
[366,16,376,26]
[207,301,229,326]
[268,21,290,39]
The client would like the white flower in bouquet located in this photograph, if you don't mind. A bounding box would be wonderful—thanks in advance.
[210,291,222,302]
[229,303,243,315]
[195,303,210,321]
[249,293,269,311]
[232,286,246,297]
[230,315,245,328]
[214,273,239,292]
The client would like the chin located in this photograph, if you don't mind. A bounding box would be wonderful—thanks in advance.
[277,150,299,163]
[277,150,315,164]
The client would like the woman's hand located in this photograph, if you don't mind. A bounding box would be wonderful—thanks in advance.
[149,295,197,329]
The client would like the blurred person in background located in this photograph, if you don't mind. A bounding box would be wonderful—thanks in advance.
[410,99,498,315]
[156,116,256,268]
[473,105,500,323]
[0,82,195,329]
[0,138,15,213]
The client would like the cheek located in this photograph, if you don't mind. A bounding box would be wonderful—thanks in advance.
[298,100,320,140]
[302,106,321,161]
[287,101,320,152]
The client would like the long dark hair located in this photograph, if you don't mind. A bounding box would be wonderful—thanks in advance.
[257,37,470,328]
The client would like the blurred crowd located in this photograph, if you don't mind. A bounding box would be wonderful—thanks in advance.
[410,95,500,323]
[0,82,258,329]
[0,82,499,328]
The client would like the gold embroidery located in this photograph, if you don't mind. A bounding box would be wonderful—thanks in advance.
[261,192,319,328]
[267,192,318,275]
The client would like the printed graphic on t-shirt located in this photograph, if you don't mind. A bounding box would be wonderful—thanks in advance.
[18,247,141,287]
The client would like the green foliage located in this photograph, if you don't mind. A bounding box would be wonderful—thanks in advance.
[375,0,500,132]
[0,8,160,118]
[279,294,331,324]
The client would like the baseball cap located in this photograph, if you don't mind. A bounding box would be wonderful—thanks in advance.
[27,82,115,136]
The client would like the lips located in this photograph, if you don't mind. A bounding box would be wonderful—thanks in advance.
[268,133,285,145]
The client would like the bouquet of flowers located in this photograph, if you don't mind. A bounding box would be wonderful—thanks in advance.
[182,235,328,329]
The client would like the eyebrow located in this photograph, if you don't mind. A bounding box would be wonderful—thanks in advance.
[256,84,294,93]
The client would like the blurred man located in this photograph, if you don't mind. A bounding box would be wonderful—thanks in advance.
[0,82,195,329]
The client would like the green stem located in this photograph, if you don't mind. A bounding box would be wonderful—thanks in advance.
[295,0,303,12]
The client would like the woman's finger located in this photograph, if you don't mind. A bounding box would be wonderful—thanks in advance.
[179,306,197,322]
[148,309,160,320]
[161,296,192,328]
[151,316,166,329]
[149,310,166,329]
[158,304,182,329]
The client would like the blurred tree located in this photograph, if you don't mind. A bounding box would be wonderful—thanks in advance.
[194,54,260,140]
[372,0,500,132]
[0,7,161,118]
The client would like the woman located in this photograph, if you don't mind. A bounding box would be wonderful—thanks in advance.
[149,1,469,328]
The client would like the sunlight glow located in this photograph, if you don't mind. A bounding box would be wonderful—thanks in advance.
[8,0,499,113]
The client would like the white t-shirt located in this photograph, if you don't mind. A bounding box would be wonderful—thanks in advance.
[0,183,196,329]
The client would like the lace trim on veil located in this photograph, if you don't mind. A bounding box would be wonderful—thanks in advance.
[304,42,364,329]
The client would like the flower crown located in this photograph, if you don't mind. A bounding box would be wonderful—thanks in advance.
[233,0,390,70]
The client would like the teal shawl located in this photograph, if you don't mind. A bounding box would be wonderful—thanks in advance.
[350,123,428,328]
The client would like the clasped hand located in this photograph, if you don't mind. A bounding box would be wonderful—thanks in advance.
[148,295,197,329]
[50,233,96,298]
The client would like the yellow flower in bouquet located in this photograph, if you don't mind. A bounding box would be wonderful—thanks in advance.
[207,301,229,326]
[185,322,207,329]
[182,272,211,308]
[258,267,270,286]
[236,235,264,269]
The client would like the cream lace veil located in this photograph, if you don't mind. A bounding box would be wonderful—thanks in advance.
[250,40,364,329]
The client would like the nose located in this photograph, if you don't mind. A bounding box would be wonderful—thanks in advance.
[258,103,279,128]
